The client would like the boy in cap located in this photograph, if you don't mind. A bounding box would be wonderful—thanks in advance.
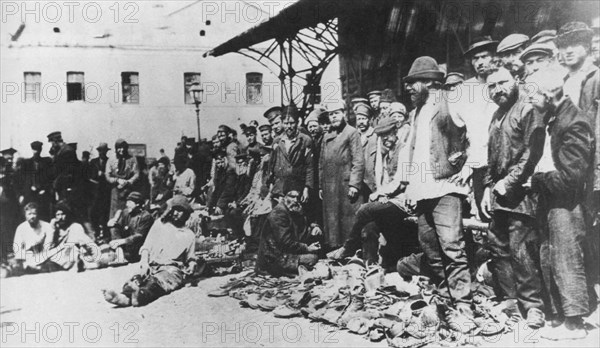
[107,191,154,262]
[103,195,197,307]
[263,106,284,139]
[497,33,530,80]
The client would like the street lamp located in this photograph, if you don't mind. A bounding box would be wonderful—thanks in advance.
[189,82,204,142]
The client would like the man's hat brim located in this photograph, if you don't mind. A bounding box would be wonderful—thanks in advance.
[464,40,499,57]
[403,70,445,83]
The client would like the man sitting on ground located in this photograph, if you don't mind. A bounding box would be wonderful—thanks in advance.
[256,189,322,277]
[102,195,197,307]
[10,203,55,275]
[107,191,154,263]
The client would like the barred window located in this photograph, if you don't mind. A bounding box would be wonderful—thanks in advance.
[66,72,85,102]
[122,72,139,104]
[246,72,262,104]
[24,72,41,102]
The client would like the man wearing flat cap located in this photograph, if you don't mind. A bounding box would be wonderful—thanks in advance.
[497,33,530,80]
[367,90,382,116]
[304,106,327,225]
[105,139,140,218]
[263,106,284,139]
[217,124,239,170]
[224,154,254,239]
[265,104,314,203]
[89,143,112,234]
[329,117,416,267]
[47,131,82,206]
[355,104,377,197]
[258,124,274,147]
[319,101,364,249]
[444,72,465,90]
[520,43,556,78]
[402,56,474,323]
[107,191,154,262]
[16,141,53,221]
[558,22,600,229]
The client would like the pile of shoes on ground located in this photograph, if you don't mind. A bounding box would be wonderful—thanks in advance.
[208,254,516,348]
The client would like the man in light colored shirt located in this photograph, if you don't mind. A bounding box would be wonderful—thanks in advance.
[451,36,499,221]
[401,56,474,328]
[103,195,197,307]
[172,155,196,201]
[11,202,54,274]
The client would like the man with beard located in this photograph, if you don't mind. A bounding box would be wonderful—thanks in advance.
[265,107,314,203]
[328,117,416,266]
[355,104,377,198]
[16,141,53,221]
[46,201,98,271]
[256,189,322,276]
[497,34,530,81]
[319,101,364,250]
[102,195,197,307]
[401,56,473,327]
[263,106,284,140]
[10,203,55,275]
[318,111,332,134]
[225,154,253,239]
[105,139,139,218]
[481,67,547,329]
[526,70,594,340]
[107,191,154,262]
[452,36,499,221]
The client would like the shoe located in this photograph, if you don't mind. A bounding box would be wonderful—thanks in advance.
[327,246,347,260]
[526,308,545,329]
[338,295,365,326]
[208,288,230,297]
[387,336,435,348]
[541,323,587,341]
[346,317,370,335]
[445,308,476,334]
[273,304,301,318]
[368,327,385,342]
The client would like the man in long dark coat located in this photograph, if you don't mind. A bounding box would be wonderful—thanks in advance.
[319,101,364,249]
[16,141,53,221]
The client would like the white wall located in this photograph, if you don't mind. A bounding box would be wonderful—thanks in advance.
[1,45,282,159]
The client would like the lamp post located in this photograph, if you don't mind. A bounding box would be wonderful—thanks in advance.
[189,82,204,142]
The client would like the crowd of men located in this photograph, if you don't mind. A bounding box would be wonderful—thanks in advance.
[0,20,599,339]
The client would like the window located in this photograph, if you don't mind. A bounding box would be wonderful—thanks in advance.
[246,72,262,104]
[184,73,201,104]
[66,72,85,102]
[121,72,139,104]
[23,72,41,102]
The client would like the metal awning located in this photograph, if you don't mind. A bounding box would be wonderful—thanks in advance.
[204,0,349,57]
